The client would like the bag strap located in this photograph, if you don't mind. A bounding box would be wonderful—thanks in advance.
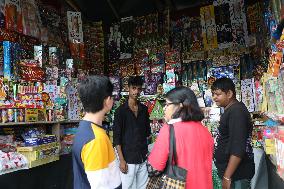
[168,124,178,165]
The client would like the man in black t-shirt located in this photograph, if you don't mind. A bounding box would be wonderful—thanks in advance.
[211,78,255,189]
[113,76,151,189]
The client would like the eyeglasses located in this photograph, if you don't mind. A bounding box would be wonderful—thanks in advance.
[164,102,177,107]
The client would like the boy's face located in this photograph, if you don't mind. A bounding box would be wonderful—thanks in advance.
[104,96,114,113]
[211,89,233,108]
[128,85,142,100]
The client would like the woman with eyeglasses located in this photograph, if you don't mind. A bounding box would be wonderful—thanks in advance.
[147,86,214,189]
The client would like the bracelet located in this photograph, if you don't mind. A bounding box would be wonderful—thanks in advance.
[223,176,231,181]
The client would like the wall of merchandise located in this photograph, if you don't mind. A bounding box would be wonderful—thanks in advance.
[105,0,284,182]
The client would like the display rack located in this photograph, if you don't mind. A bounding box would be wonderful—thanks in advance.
[0,120,80,175]
[0,120,80,127]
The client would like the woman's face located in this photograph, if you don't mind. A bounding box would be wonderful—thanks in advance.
[163,98,180,122]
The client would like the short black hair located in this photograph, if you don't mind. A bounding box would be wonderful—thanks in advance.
[211,77,236,96]
[165,86,204,122]
[128,76,143,87]
[78,75,113,113]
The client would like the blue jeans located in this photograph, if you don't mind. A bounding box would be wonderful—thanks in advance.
[231,179,251,189]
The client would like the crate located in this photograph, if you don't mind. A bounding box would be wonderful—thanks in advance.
[17,142,60,165]
[17,142,59,152]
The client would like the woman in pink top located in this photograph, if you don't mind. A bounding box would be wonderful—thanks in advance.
[147,87,214,189]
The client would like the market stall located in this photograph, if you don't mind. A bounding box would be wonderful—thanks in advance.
[0,0,283,188]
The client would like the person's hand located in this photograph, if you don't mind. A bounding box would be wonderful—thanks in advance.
[281,7,284,20]
[119,160,128,174]
[222,177,231,189]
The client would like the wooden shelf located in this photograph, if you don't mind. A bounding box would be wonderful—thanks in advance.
[262,112,284,123]
[0,120,80,127]
[60,120,80,124]
[17,142,59,152]
[29,155,59,168]
[0,155,60,175]
[0,166,28,175]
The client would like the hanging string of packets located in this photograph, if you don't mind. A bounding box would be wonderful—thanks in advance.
[213,167,222,189]
[134,12,169,52]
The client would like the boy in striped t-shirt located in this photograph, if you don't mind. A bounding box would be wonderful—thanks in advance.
[72,76,121,189]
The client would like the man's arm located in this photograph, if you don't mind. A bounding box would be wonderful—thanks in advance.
[113,109,128,173]
[115,145,127,173]
[222,107,250,188]
[224,155,242,178]
[145,109,151,143]
[222,155,242,188]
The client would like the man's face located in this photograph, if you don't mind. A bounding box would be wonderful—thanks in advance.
[129,85,142,100]
[211,89,232,108]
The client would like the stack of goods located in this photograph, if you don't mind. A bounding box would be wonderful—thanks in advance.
[159,48,181,94]
[246,9,284,179]
[262,127,277,155]
[260,125,284,179]
[21,0,42,39]
[21,128,57,147]
[148,100,164,121]
[140,95,165,143]
[251,121,264,148]
[171,15,204,61]
[0,56,47,123]
[66,79,82,121]
[251,116,284,180]
[60,124,78,155]
[275,126,284,180]
[260,70,284,117]
[0,135,28,175]
[144,73,163,95]
[149,120,163,143]
[134,13,169,53]
[107,12,169,78]
[182,61,208,107]
[213,164,222,189]
[0,150,28,175]
[17,128,59,168]
[0,43,84,124]
[203,107,221,142]
[38,0,67,46]
[83,22,104,74]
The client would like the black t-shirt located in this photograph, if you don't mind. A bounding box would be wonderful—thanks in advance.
[113,102,151,164]
[214,102,255,181]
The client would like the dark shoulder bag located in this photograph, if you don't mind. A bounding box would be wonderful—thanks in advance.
[146,124,187,189]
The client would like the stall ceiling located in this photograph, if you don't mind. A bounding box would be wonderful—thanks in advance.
[72,0,212,23]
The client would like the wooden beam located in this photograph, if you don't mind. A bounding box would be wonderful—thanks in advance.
[154,0,166,12]
[165,0,177,10]
[65,0,81,12]
[106,0,120,20]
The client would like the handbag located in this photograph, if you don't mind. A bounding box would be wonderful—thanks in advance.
[146,124,187,189]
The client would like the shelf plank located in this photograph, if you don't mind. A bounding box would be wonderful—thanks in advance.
[29,155,59,168]
[17,142,59,152]
[0,120,80,127]
[0,166,28,175]
[0,156,60,175]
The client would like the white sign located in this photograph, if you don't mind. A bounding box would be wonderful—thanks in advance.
[67,11,83,43]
